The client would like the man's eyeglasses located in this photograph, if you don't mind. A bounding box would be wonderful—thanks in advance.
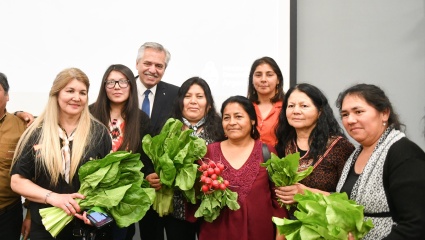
[104,79,130,89]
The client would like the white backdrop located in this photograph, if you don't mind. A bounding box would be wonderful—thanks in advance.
[1,0,292,115]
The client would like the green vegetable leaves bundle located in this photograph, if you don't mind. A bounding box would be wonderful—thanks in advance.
[194,188,239,222]
[39,151,156,237]
[142,118,207,216]
[272,190,374,240]
[260,152,313,208]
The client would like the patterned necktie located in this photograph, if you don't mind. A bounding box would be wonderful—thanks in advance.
[142,89,151,116]
[58,127,75,183]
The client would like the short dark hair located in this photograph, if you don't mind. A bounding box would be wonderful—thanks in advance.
[0,72,10,93]
[275,83,345,159]
[247,56,285,104]
[335,83,403,131]
[221,95,260,140]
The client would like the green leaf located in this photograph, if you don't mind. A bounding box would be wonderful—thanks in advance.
[175,164,198,191]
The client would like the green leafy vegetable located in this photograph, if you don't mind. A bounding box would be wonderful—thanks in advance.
[194,159,240,222]
[194,188,240,222]
[39,151,156,237]
[261,152,313,208]
[142,118,207,216]
[273,190,374,240]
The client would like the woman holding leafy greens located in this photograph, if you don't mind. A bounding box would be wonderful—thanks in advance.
[193,96,287,240]
[335,84,425,239]
[274,83,354,217]
[90,64,152,239]
[145,77,225,240]
[10,68,112,240]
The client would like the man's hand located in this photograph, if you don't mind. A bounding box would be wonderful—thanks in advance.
[15,111,35,127]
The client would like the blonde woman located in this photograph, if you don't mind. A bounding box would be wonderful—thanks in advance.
[10,68,112,240]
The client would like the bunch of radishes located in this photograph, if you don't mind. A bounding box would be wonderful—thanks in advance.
[198,160,230,193]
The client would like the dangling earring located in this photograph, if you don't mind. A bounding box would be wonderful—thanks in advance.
[252,90,256,95]
[383,122,387,126]
[252,126,255,135]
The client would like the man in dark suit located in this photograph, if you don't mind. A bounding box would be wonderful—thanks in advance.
[134,42,179,240]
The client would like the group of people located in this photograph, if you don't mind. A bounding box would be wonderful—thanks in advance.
[1,41,425,240]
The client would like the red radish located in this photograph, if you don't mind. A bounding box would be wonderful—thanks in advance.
[219,183,227,190]
[201,185,209,193]
[207,168,215,175]
[217,163,225,170]
[212,180,219,189]
[224,180,229,186]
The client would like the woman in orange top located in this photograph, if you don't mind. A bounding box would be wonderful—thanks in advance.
[247,57,285,146]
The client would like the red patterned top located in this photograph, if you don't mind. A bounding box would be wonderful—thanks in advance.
[198,140,287,240]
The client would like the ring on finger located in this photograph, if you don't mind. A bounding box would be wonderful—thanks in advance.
[65,203,70,207]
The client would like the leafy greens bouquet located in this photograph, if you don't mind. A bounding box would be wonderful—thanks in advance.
[260,152,313,209]
[272,190,374,240]
[39,151,156,237]
[194,159,240,222]
[142,118,207,216]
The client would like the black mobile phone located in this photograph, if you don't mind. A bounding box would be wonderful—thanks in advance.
[86,210,114,229]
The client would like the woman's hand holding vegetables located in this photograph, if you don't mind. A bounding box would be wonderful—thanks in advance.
[45,192,85,215]
[146,173,162,190]
[275,183,306,204]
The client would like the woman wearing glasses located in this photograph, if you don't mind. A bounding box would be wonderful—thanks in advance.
[90,64,153,239]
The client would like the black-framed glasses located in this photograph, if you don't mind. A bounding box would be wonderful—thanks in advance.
[104,79,130,89]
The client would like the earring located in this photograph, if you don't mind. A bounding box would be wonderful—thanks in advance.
[252,126,255,135]
[252,90,256,95]
[383,122,387,126]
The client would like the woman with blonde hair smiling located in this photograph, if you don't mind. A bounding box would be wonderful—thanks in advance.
[10,68,112,239]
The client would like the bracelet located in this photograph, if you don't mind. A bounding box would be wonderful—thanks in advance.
[44,191,53,204]
[14,111,23,116]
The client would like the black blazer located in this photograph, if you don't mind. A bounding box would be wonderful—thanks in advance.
[148,80,179,135]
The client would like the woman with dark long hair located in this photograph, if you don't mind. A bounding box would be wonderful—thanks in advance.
[247,57,285,146]
[274,83,354,216]
[90,64,152,239]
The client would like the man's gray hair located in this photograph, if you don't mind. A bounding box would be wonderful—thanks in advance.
[136,42,171,68]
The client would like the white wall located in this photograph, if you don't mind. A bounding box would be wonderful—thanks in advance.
[0,0,292,116]
[297,0,425,150]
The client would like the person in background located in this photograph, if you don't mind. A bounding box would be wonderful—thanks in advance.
[90,64,152,240]
[274,83,354,217]
[133,42,179,240]
[335,83,425,239]
[196,96,287,240]
[247,56,285,146]
[0,72,30,240]
[152,76,225,240]
[10,68,112,240]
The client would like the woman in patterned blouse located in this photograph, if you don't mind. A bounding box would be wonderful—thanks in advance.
[274,83,354,216]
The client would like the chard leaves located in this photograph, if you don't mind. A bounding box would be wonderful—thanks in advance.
[273,190,374,239]
[142,118,207,216]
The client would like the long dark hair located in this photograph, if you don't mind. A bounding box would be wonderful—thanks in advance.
[91,64,142,151]
[247,56,285,104]
[275,83,345,160]
[171,77,225,142]
[335,83,404,131]
[221,95,260,140]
